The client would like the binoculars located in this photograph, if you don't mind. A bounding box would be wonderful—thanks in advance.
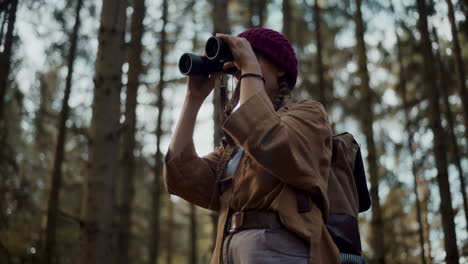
[179,36,236,76]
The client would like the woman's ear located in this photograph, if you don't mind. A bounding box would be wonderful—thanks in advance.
[276,70,286,78]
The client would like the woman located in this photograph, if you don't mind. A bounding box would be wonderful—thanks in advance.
[164,28,339,264]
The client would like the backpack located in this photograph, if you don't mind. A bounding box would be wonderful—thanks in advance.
[296,132,371,255]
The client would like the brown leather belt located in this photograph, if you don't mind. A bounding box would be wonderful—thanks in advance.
[226,210,283,234]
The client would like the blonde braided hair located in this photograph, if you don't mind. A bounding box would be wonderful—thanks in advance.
[273,76,292,111]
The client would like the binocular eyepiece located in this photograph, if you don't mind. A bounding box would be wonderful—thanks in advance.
[179,36,236,76]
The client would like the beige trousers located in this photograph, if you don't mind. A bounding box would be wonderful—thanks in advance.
[221,228,309,264]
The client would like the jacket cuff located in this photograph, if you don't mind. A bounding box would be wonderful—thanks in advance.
[222,90,279,145]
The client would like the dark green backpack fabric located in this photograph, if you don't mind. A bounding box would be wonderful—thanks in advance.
[296,132,371,255]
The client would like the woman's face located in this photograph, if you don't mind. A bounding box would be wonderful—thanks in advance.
[233,53,285,102]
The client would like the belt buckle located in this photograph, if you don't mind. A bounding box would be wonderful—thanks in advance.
[229,211,244,233]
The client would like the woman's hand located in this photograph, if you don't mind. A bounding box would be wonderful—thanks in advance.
[215,33,262,75]
[186,55,221,103]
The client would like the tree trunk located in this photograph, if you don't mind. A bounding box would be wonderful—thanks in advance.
[247,0,255,28]
[85,0,127,263]
[166,197,174,264]
[257,0,267,28]
[445,0,468,143]
[149,0,168,263]
[415,0,459,263]
[313,0,327,109]
[354,0,385,263]
[392,9,426,264]
[210,0,231,252]
[0,10,7,45]
[189,204,197,264]
[0,0,17,124]
[421,177,433,264]
[247,0,268,28]
[432,26,468,235]
[116,0,145,263]
[282,0,292,40]
[43,0,83,263]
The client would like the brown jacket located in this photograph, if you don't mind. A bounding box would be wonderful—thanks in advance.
[164,90,339,264]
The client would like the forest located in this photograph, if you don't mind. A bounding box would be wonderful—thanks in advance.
[0,0,467,263]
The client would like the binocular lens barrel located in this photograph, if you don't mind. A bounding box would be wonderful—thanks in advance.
[178,53,223,76]
[205,37,233,62]
[178,37,234,76]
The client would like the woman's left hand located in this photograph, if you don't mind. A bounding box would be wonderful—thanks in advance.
[215,33,262,74]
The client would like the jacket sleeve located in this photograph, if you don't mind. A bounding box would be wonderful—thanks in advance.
[163,142,223,211]
[222,90,332,200]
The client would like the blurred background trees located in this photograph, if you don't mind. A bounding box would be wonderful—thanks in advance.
[0,0,467,263]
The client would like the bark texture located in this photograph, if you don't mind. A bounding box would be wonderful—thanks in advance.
[189,204,198,264]
[116,0,146,263]
[85,0,127,263]
[0,0,17,123]
[247,0,268,28]
[282,0,292,40]
[314,0,326,109]
[354,0,385,263]
[432,26,468,234]
[166,198,174,264]
[149,0,168,263]
[393,14,427,264]
[445,0,468,143]
[43,0,83,263]
[416,0,459,263]
[210,0,231,251]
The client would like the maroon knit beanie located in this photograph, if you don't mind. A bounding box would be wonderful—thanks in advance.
[237,28,298,89]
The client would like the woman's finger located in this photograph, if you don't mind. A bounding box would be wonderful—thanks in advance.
[223,61,236,70]
[210,71,222,80]
[215,33,235,46]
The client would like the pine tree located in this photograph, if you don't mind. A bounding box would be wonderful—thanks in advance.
[43,0,83,263]
[189,204,197,264]
[210,0,231,251]
[415,0,459,263]
[444,0,468,143]
[85,0,127,262]
[149,0,168,263]
[431,26,468,234]
[0,0,18,124]
[391,3,426,261]
[247,0,268,28]
[313,0,327,109]
[282,0,292,40]
[165,197,174,264]
[354,0,385,262]
[116,0,146,263]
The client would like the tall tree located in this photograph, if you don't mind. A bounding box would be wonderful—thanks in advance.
[166,198,174,264]
[282,0,292,40]
[313,0,327,109]
[432,26,468,234]
[210,0,231,250]
[247,0,268,28]
[444,0,468,143]
[0,0,18,124]
[149,0,168,263]
[189,204,197,264]
[415,0,459,263]
[43,0,84,263]
[421,177,433,264]
[85,0,127,263]
[391,3,426,262]
[354,0,385,263]
[116,0,146,263]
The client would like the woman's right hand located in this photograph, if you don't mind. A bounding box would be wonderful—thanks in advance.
[186,55,221,103]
